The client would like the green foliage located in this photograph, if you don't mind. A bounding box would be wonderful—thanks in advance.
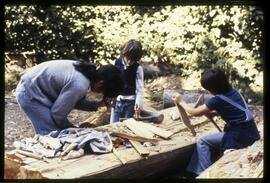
[5,5,264,103]
[5,6,99,62]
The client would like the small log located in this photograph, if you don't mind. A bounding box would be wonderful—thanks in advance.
[141,62,173,80]
[163,89,213,109]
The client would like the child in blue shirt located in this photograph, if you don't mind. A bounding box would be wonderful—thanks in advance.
[172,68,260,177]
[110,39,144,123]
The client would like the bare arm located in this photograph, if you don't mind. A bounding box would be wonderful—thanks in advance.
[180,101,210,117]
[172,93,211,117]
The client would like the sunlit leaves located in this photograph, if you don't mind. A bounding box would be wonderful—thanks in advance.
[4,5,263,102]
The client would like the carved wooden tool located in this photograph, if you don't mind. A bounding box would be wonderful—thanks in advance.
[174,101,196,136]
[194,94,222,132]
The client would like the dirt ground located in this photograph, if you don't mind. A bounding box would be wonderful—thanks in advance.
[4,94,92,151]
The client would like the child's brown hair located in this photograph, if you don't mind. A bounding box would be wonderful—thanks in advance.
[120,39,143,62]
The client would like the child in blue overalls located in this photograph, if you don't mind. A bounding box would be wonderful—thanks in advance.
[172,68,260,177]
[110,39,144,123]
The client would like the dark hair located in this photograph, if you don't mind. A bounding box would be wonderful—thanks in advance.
[200,68,232,94]
[120,39,143,62]
[96,65,124,98]
[73,60,97,80]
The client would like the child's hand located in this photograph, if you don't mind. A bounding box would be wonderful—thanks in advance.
[134,104,141,119]
[134,104,141,113]
[172,93,182,104]
[103,98,114,109]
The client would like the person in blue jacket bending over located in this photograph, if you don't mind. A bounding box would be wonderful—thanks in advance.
[16,60,123,136]
[172,68,260,178]
[110,39,144,123]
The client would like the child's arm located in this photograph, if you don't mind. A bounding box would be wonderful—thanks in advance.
[172,93,211,117]
[180,102,210,117]
[135,65,144,112]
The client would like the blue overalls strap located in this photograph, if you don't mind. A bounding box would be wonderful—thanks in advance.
[216,92,253,122]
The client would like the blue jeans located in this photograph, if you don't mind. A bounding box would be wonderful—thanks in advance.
[186,132,224,175]
[110,100,135,123]
[187,120,260,176]
[16,90,62,135]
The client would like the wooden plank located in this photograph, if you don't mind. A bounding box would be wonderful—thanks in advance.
[15,150,44,161]
[113,148,127,165]
[96,128,158,144]
[123,119,155,139]
[134,121,174,139]
[174,102,196,136]
[90,143,194,178]
[129,140,150,156]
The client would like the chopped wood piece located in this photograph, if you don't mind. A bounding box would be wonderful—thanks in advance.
[134,121,174,139]
[129,140,150,156]
[61,142,77,156]
[110,131,158,144]
[113,148,127,164]
[123,119,155,139]
[15,150,43,160]
[37,135,62,150]
[63,149,84,160]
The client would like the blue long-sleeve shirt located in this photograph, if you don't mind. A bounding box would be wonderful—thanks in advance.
[17,60,98,128]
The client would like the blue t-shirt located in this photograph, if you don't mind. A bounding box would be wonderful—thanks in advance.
[205,88,251,125]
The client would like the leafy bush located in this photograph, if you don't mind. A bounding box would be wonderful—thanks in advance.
[4,5,264,103]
